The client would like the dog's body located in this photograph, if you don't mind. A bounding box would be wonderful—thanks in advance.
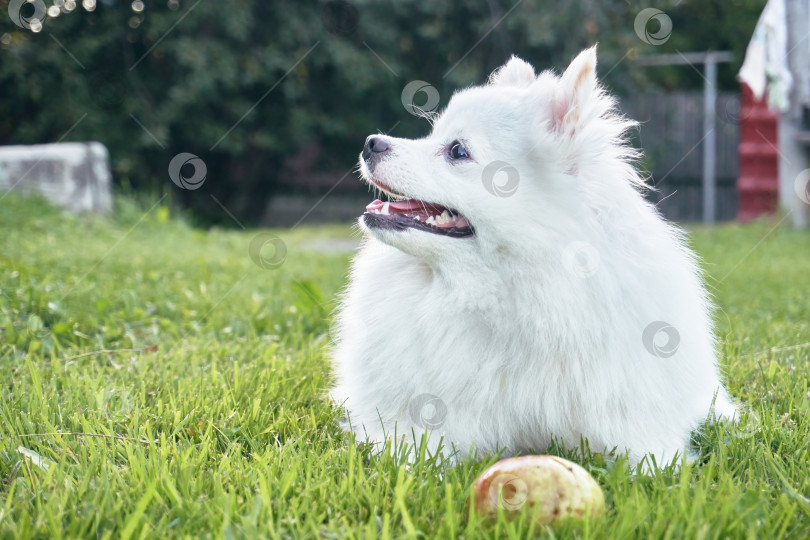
[330,48,736,467]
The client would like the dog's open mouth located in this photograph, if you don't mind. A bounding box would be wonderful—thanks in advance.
[363,199,474,238]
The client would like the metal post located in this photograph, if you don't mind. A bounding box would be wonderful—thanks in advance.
[703,52,717,224]
[780,0,810,228]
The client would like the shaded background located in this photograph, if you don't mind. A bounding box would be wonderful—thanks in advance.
[0,0,767,225]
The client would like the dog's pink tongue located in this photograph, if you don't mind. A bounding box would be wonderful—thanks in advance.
[365,199,446,213]
[366,200,385,211]
[389,200,430,211]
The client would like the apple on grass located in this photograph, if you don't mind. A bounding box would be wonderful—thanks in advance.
[473,455,605,525]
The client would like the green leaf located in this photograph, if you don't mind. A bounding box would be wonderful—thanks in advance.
[26,314,43,333]
[767,359,779,379]
[52,322,70,335]
[290,279,326,312]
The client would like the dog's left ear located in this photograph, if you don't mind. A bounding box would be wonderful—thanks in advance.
[550,46,598,133]
[489,56,536,88]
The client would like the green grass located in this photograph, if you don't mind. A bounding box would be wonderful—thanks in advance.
[1,194,809,538]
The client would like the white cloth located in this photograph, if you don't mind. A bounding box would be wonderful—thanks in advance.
[738,0,793,111]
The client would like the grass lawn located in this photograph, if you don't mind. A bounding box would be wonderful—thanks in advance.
[1,194,809,538]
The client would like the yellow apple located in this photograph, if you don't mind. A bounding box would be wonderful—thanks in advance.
[473,455,605,525]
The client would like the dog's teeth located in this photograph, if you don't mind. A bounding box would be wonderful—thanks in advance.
[426,215,435,225]
[412,215,421,221]
[381,202,390,215]
[434,210,451,225]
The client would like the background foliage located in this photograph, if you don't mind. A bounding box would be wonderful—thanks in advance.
[0,0,766,224]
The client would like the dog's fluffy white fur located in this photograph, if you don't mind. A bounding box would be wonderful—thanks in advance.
[330,48,737,468]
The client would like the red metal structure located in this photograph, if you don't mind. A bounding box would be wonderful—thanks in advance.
[737,82,780,221]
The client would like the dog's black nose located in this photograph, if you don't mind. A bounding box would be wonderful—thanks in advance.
[362,136,390,161]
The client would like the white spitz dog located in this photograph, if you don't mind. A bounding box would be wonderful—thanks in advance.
[330,47,737,468]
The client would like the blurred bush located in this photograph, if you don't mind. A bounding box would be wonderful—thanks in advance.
[0,0,765,225]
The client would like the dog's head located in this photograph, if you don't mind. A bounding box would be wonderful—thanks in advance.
[358,47,637,265]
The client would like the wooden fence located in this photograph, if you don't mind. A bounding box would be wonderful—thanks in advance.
[620,91,740,222]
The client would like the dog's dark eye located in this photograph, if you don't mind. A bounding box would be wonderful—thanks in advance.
[449,141,469,160]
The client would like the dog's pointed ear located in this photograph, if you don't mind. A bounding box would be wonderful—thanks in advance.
[550,46,598,133]
[489,56,536,88]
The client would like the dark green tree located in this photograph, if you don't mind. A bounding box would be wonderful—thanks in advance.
[0,0,765,224]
